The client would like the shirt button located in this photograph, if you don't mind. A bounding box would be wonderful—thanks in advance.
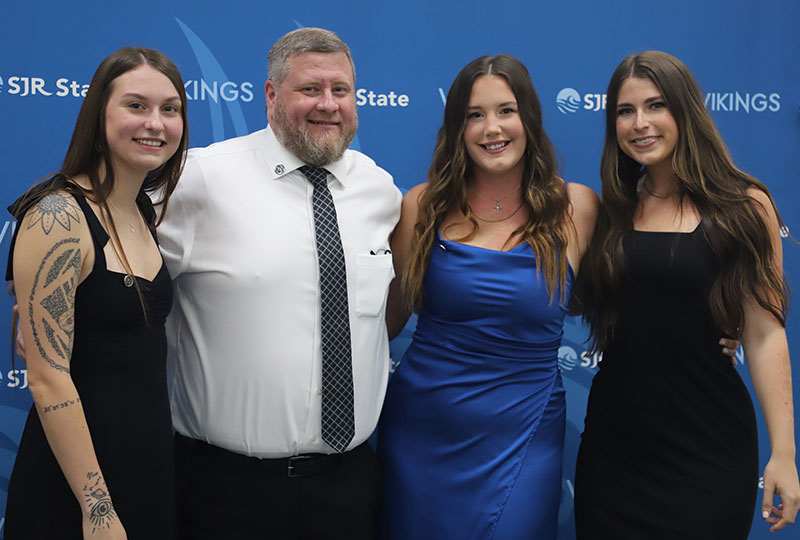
[311,435,318,442]
[317,387,323,396]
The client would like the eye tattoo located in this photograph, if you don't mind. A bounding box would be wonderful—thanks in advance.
[83,472,116,533]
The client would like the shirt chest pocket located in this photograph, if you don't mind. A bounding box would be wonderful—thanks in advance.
[354,253,394,318]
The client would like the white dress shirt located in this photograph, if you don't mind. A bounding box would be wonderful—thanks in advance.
[158,126,402,457]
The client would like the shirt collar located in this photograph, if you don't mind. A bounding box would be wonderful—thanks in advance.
[263,125,349,187]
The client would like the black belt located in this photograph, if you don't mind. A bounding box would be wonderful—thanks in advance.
[175,433,346,478]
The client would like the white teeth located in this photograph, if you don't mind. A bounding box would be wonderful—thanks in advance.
[136,139,163,147]
[633,136,657,144]
[485,142,507,150]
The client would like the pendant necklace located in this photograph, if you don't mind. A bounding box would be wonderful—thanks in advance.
[471,202,524,223]
[640,175,673,200]
[107,199,139,233]
[106,199,138,288]
[474,185,522,213]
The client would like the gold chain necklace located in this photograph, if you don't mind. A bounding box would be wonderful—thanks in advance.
[640,175,674,199]
[471,202,524,223]
[473,185,522,213]
[107,199,140,233]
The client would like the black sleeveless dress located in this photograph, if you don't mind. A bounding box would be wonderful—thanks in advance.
[574,225,758,539]
[4,188,175,539]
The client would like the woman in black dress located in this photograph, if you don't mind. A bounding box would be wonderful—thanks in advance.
[4,47,188,539]
[575,51,799,538]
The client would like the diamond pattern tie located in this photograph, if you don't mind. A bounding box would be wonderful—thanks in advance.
[300,165,355,453]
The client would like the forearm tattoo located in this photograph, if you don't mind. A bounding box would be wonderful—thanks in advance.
[41,396,80,414]
[27,237,81,373]
[83,471,116,532]
[26,194,81,235]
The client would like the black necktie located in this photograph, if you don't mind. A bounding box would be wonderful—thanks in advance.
[300,165,355,453]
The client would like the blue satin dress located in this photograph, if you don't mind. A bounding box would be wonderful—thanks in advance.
[378,232,571,540]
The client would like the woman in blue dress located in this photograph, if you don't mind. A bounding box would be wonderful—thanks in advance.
[378,54,599,539]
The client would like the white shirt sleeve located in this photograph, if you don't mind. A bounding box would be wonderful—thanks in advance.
[157,154,201,279]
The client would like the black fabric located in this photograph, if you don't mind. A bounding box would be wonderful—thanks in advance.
[574,225,758,539]
[4,190,175,539]
[6,174,157,281]
[175,434,381,540]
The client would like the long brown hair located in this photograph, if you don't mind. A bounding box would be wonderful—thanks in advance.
[10,46,189,317]
[61,46,189,226]
[580,50,788,351]
[401,54,570,313]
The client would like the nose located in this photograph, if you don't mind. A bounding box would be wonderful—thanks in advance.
[316,88,339,113]
[144,109,164,132]
[484,114,501,136]
[633,109,649,130]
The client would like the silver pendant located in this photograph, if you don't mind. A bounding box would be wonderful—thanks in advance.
[123,274,134,288]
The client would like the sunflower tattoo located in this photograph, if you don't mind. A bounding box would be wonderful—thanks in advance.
[27,194,81,235]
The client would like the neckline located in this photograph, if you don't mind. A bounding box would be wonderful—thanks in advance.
[70,187,165,282]
[436,230,530,253]
[105,265,164,285]
[631,221,702,235]
[435,231,576,281]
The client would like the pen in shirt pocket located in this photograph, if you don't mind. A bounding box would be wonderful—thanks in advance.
[370,249,392,255]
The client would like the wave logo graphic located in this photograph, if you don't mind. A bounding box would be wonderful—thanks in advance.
[556,88,581,114]
[176,18,250,142]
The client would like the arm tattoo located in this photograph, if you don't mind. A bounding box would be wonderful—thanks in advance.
[83,471,117,532]
[41,396,81,414]
[28,238,81,373]
[26,194,81,235]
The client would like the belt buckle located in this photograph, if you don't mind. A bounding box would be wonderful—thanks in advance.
[287,455,312,478]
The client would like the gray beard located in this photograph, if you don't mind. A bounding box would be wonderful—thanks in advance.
[271,100,357,167]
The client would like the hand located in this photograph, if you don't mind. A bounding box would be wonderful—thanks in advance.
[719,337,740,366]
[761,455,800,531]
[82,512,127,539]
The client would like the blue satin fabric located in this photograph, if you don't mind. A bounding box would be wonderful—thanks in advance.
[379,233,571,540]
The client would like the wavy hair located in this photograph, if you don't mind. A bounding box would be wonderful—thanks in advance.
[580,50,788,351]
[401,54,570,313]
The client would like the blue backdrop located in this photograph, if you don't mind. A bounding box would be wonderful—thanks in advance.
[1,1,798,537]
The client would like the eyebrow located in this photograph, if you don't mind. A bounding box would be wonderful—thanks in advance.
[617,95,663,108]
[121,92,181,102]
[466,101,517,110]
[295,80,353,88]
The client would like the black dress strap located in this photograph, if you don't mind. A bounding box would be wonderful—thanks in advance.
[5,175,159,281]
[70,190,110,249]
[5,175,110,281]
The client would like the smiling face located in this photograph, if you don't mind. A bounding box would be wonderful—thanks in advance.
[463,75,526,179]
[103,64,183,180]
[265,51,357,166]
[615,76,678,177]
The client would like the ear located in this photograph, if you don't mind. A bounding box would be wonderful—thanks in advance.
[265,80,277,109]
[265,80,278,123]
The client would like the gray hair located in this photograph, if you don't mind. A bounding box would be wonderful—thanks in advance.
[268,27,355,87]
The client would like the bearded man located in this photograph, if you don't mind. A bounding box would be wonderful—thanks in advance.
[157,27,401,540]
